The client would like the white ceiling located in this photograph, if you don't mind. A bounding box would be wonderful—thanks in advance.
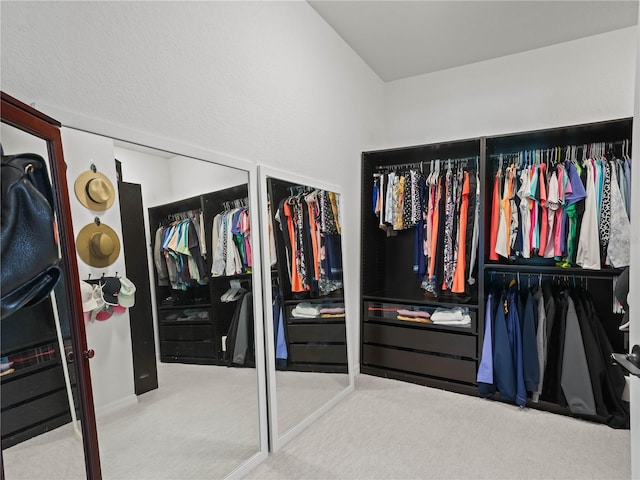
[308,0,639,82]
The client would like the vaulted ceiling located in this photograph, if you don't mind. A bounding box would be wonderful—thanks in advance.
[308,1,639,81]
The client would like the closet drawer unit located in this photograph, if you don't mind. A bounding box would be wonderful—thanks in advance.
[160,340,216,358]
[1,389,70,435]
[362,344,477,384]
[288,344,347,364]
[363,323,476,359]
[285,306,346,324]
[287,323,346,343]
[158,307,210,324]
[160,324,214,342]
[364,301,477,333]
[1,365,66,407]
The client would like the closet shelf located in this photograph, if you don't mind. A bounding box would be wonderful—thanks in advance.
[363,294,478,310]
[284,298,345,306]
[210,273,253,281]
[484,263,625,278]
[0,361,62,383]
[364,318,477,335]
[157,304,212,311]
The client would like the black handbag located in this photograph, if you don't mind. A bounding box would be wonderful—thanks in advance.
[1,147,61,320]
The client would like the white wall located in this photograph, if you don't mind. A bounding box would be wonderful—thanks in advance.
[114,147,173,208]
[383,27,638,147]
[0,1,385,373]
[61,129,137,415]
[167,155,248,202]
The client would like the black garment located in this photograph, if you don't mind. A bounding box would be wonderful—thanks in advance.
[225,291,254,367]
[572,289,608,420]
[582,292,629,429]
[542,288,568,406]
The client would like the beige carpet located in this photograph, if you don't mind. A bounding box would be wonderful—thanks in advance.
[247,374,631,480]
[3,362,261,479]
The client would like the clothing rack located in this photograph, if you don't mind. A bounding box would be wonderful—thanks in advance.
[374,156,479,174]
[487,270,626,293]
[164,208,201,223]
[489,139,632,166]
[287,186,314,196]
[222,197,248,211]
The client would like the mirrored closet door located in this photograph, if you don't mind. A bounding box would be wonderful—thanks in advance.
[258,166,354,451]
[2,101,268,479]
[65,128,267,479]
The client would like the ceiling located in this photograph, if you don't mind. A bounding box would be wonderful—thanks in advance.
[308,0,639,82]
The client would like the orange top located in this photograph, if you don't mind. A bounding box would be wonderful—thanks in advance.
[489,170,501,261]
[283,202,304,292]
[428,177,443,279]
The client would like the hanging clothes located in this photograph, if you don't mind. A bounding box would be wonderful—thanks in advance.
[487,142,631,270]
[276,187,343,297]
[478,279,629,428]
[153,211,207,289]
[211,202,251,277]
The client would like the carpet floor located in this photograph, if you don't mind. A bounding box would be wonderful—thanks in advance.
[247,374,631,480]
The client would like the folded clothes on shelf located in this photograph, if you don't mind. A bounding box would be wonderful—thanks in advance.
[396,309,431,318]
[291,302,322,318]
[430,307,471,326]
[396,315,432,323]
[320,306,346,314]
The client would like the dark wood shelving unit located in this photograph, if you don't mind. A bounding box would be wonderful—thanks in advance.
[267,177,348,373]
[361,137,483,391]
[149,184,254,366]
[360,117,632,424]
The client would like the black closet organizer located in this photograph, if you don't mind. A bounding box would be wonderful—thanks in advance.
[149,184,255,367]
[361,138,482,392]
[361,118,632,425]
[267,177,348,373]
[1,290,78,448]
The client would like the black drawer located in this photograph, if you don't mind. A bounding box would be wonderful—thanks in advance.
[287,323,346,343]
[363,323,476,359]
[160,340,216,358]
[289,344,347,364]
[1,364,66,408]
[1,389,70,435]
[160,324,214,342]
[362,344,477,384]
[159,307,210,324]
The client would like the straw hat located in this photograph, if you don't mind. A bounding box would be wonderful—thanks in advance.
[76,222,121,267]
[74,169,115,211]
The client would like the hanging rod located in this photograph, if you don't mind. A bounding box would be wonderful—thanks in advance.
[166,208,201,221]
[489,139,631,159]
[486,269,624,281]
[374,156,479,173]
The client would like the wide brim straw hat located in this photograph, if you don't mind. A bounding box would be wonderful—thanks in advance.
[74,170,115,211]
[76,221,121,268]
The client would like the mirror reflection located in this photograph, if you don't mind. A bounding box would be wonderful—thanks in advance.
[1,123,86,478]
[265,176,350,439]
[2,126,262,479]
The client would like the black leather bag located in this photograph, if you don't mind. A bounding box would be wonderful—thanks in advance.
[1,148,61,320]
